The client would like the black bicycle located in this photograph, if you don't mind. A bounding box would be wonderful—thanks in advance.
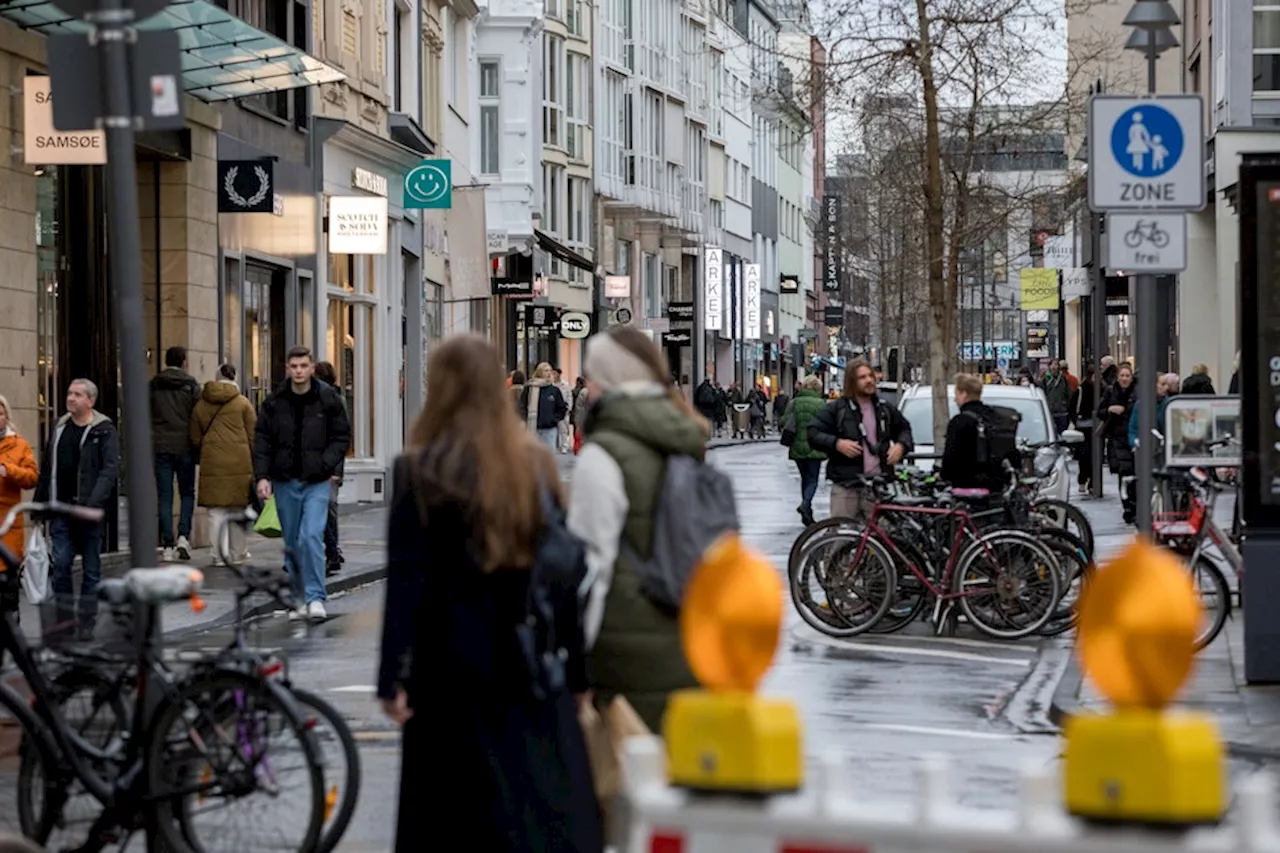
[0,502,326,853]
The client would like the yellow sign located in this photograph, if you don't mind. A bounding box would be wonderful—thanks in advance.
[1020,268,1060,311]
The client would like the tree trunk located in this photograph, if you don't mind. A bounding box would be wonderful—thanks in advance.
[914,0,949,445]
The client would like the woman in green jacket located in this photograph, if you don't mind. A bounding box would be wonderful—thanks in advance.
[783,375,827,526]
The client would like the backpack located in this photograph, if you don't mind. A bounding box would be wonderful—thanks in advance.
[515,484,589,700]
[964,405,1020,480]
[621,455,740,610]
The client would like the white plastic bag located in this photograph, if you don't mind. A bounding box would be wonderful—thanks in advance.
[21,526,50,605]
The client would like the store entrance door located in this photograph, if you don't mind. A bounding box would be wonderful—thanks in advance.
[243,263,287,409]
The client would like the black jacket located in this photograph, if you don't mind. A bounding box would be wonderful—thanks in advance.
[1181,373,1216,396]
[150,368,200,456]
[693,381,718,416]
[253,380,352,484]
[34,412,120,509]
[941,401,1001,490]
[807,396,914,486]
[521,383,568,430]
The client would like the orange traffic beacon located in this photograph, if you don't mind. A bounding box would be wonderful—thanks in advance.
[1063,537,1226,824]
[663,534,804,793]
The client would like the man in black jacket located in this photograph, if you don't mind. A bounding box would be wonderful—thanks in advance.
[150,346,200,562]
[254,346,351,623]
[941,373,1003,491]
[807,358,913,521]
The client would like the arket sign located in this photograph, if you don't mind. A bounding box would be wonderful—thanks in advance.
[743,264,761,340]
[24,76,105,165]
[704,246,723,331]
[329,196,388,254]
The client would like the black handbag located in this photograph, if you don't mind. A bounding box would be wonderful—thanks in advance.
[779,408,797,447]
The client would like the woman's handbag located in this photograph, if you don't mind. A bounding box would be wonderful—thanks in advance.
[578,696,651,820]
[20,526,50,604]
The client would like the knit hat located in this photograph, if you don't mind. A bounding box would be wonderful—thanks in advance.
[584,333,655,392]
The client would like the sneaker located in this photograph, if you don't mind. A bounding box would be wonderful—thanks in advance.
[175,536,191,561]
[288,604,308,621]
[210,556,226,568]
[161,547,175,563]
[307,601,327,623]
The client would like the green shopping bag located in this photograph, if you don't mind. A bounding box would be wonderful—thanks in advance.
[253,497,283,538]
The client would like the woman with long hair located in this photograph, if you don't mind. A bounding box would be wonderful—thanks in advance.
[378,334,600,853]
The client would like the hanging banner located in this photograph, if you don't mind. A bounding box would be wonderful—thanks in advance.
[1019,268,1060,310]
[823,196,842,293]
[328,196,388,254]
[704,246,723,331]
[744,263,761,340]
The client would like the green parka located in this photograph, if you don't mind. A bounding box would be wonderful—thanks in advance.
[784,388,828,461]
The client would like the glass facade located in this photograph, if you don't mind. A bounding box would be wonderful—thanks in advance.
[326,252,377,459]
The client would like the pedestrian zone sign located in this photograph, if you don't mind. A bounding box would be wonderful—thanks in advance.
[1088,95,1204,213]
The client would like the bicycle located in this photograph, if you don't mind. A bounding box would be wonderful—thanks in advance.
[0,502,326,853]
[1123,220,1170,249]
[31,510,361,853]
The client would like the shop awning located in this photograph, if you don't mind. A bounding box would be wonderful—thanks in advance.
[535,229,595,275]
[0,0,344,102]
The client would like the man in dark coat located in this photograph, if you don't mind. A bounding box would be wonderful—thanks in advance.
[150,346,200,562]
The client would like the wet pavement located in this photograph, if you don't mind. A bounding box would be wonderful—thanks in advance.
[2,441,1273,851]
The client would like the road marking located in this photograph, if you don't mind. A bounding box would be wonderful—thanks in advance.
[792,626,1031,667]
[329,685,376,693]
[860,723,1018,741]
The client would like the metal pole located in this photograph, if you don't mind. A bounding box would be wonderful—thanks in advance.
[1090,210,1106,498]
[1135,48,1159,534]
[93,0,157,572]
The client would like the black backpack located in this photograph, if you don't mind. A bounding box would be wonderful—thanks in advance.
[965,405,1021,480]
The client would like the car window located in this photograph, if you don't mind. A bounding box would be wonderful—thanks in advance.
[899,395,1051,444]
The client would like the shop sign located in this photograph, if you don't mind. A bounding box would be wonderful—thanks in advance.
[328,196,388,254]
[667,301,694,322]
[528,305,557,327]
[352,167,388,197]
[24,76,105,165]
[487,230,508,253]
[492,279,533,296]
[823,305,843,327]
[404,159,452,209]
[218,159,275,214]
[743,264,761,340]
[780,274,800,293]
[704,246,723,331]
[663,330,693,347]
[604,275,631,299]
[560,311,591,339]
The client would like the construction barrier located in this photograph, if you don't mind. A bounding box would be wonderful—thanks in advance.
[617,736,1279,853]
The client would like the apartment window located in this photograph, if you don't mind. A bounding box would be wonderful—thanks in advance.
[567,177,590,245]
[543,35,565,149]
[567,53,589,160]
[479,59,501,175]
[444,8,458,105]
[546,0,562,20]
[226,0,308,126]
[710,199,724,230]
[567,0,584,35]
[421,15,442,142]
[542,163,566,273]
[1257,3,1280,91]
[643,253,661,317]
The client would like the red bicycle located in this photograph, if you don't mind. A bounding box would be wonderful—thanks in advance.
[792,491,1062,640]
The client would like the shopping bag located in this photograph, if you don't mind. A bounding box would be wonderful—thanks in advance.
[579,695,651,819]
[21,526,50,604]
[253,497,283,539]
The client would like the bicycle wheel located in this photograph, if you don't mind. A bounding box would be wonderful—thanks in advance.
[147,669,325,853]
[1190,556,1231,651]
[792,532,896,637]
[788,518,862,632]
[1031,499,1094,560]
[869,535,931,634]
[289,688,360,853]
[0,682,62,846]
[788,517,858,579]
[1034,529,1094,637]
[953,530,1061,639]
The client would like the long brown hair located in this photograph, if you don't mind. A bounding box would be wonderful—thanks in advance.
[603,326,711,438]
[406,334,557,572]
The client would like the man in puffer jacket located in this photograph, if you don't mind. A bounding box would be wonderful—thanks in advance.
[150,346,200,562]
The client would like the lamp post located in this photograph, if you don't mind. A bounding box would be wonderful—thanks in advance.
[1122,0,1180,535]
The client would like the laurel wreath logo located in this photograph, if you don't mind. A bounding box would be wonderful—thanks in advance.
[223,165,271,209]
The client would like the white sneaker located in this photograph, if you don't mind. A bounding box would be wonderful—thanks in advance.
[161,547,175,563]
[210,556,226,568]
[288,604,308,621]
[307,601,327,623]
[175,536,191,561]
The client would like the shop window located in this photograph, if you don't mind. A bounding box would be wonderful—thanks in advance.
[327,296,376,458]
[36,167,60,444]
[327,299,357,457]
[329,252,355,292]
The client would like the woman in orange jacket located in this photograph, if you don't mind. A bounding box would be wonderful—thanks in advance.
[0,394,40,567]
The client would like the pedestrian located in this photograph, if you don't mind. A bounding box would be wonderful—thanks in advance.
[747,384,768,439]
[1181,363,1215,395]
[567,325,707,732]
[313,361,347,577]
[1229,352,1240,395]
[1040,360,1070,435]
[806,358,913,524]
[520,362,568,452]
[1072,365,1098,495]
[782,376,826,526]
[713,382,728,437]
[189,364,256,567]
[571,375,588,444]
[0,395,39,617]
[509,369,527,416]
[253,346,351,624]
[1100,355,1118,388]
[34,379,119,640]
[150,345,200,563]
[940,373,1009,491]
[773,385,791,432]
[694,375,719,427]
[1060,360,1079,395]
[1097,362,1136,506]
[553,367,572,454]
[379,334,601,853]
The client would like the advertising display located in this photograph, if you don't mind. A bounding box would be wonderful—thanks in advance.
[1162,396,1241,469]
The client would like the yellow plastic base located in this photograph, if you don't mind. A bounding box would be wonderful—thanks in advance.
[1063,708,1226,825]
[662,689,803,794]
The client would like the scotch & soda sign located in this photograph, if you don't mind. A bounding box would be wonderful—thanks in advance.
[24,77,106,165]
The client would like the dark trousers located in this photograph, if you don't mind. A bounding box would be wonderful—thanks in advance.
[325,498,340,564]
[155,451,196,547]
[49,517,102,635]
[795,459,822,509]
[1074,425,1093,486]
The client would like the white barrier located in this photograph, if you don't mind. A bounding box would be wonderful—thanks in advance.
[618,736,1280,853]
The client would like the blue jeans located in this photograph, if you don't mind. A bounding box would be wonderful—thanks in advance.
[795,459,822,509]
[155,452,196,547]
[273,479,331,605]
[49,517,103,633]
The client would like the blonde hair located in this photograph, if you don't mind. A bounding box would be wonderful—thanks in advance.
[532,362,553,382]
[954,373,983,398]
[801,375,822,393]
[1192,363,1209,376]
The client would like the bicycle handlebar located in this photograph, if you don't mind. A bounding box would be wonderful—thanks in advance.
[0,502,105,539]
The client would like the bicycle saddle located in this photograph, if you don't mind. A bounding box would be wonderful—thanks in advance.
[950,488,991,501]
[98,567,205,606]
[885,495,935,507]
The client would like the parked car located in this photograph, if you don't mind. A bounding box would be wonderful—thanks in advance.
[896,383,1080,502]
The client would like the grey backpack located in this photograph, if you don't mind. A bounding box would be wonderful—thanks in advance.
[622,455,740,610]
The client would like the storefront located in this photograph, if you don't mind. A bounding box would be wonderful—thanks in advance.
[316,119,425,504]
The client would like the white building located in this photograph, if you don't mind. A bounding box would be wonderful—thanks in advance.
[777,30,816,391]
[747,0,781,386]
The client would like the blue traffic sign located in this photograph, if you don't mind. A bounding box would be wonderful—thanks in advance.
[1110,105,1183,179]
